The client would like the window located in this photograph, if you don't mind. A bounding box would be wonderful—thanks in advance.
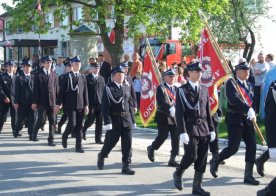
[61,41,69,57]
[32,47,39,55]
[8,48,13,60]
[168,43,176,55]
[73,7,83,21]
[46,12,54,28]
[60,15,69,26]
[6,21,12,35]
[17,27,23,34]
[18,47,23,60]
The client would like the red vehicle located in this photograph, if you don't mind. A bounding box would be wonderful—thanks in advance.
[139,38,194,67]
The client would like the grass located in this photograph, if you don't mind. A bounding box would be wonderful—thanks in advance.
[135,113,267,145]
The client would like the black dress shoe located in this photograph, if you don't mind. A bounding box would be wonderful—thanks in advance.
[147,145,155,162]
[62,139,67,148]
[83,134,87,140]
[17,133,22,137]
[97,153,105,169]
[48,141,56,146]
[122,164,135,175]
[96,140,104,144]
[29,136,32,141]
[32,138,39,142]
[75,148,84,153]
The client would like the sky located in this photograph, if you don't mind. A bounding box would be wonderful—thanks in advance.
[1,0,276,57]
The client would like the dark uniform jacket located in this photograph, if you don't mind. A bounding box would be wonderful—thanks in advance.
[101,81,134,129]
[86,74,105,107]
[175,82,214,137]
[225,78,254,127]
[99,61,112,84]
[264,81,276,148]
[56,72,89,111]
[0,72,15,101]
[155,83,177,125]
[14,74,34,107]
[32,69,59,108]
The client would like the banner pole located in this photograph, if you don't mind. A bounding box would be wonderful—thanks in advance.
[198,10,267,146]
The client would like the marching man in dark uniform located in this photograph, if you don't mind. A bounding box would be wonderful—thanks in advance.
[173,62,215,196]
[13,61,35,139]
[54,56,89,153]
[210,62,259,185]
[31,56,59,146]
[257,80,276,195]
[56,58,72,134]
[82,62,105,143]
[0,60,16,134]
[147,69,179,167]
[97,66,135,175]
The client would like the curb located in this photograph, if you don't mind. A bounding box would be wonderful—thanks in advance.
[134,127,268,152]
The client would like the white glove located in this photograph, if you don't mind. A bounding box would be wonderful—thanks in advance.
[247,108,256,120]
[169,106,175,117]
[133,123,137,129]
[180,133,189,145]
[269,148,276,161]
[134,108,138,113]
[210,131,216,142]
[103,124,112,131]
[217,117,222,123]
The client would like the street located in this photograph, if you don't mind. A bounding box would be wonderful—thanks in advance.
[0,118,275,196]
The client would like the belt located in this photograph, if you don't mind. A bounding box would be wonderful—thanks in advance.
[227,109,246,115]
[112,112,129,117]
[187,118,206,125]
[157,108,170,116]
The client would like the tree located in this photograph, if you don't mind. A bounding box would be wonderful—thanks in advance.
[2,0,228,65]
[209,0,271,62]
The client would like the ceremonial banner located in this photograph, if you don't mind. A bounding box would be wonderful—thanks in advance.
[140,46,160,126]
[199,28,229,114]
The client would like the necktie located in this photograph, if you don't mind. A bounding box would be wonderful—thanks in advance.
[75,73,78,80]
[46,71,49,78]
[194,85,197,94]
[9,75,12,79]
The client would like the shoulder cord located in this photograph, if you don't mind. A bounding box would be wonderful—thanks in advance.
[179,87,199,110]
[105,86,124,104]
[67,73,79,93]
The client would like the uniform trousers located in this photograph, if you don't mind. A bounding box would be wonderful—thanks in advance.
[0,102,16,132]
[83,105,102,141]
[180,136,209,173]
[32,106,55,142]
[14,106,34,136]
[100,124,132,163]
[219,125,256,163]
[62,109,84,148]
[152,123,179,156]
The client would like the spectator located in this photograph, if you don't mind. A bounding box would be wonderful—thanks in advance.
[133,72,141,109]
[55,57,65,76]
[238,58,255,86]
[98,54,112,84]
[123,54,133,71]
[158,60,167,74]
[177,66,186,85]
[252,53,269,114]
[82,57,96,75]
[129,53,143,78]
[265,53,275,70]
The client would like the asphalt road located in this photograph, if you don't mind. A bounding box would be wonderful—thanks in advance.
[0,118,275,196]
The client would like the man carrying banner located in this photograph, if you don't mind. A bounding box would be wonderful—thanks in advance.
[147,68,179,167]
[173,62,215,196]
[210,62,259,185]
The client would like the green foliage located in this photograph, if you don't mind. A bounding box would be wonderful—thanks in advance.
[2,0,228,64]
[208,0,271,61]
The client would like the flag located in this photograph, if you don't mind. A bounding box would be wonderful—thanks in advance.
[37,0,42,14]
[139,46,160,126]
[156,43,165,62]
[109,28,115,44]
[198,28,229,114]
